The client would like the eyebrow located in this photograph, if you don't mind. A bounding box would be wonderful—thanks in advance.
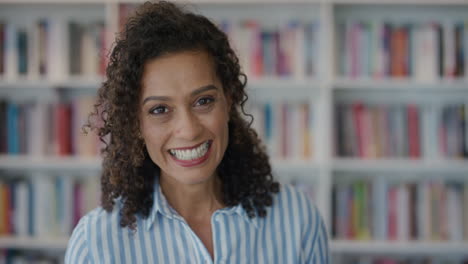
[142,85,218,105]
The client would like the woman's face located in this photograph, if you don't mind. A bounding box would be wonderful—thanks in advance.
[139,50,231,186]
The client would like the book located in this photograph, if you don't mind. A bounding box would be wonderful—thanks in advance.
[0,22,4,75]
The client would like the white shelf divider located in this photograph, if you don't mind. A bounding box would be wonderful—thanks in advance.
[332,158,468,173]
[331,240,468,256]
[0,236,69,250]
[0,155,102,171]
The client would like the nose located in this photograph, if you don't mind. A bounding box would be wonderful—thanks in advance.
[174,108,203,141]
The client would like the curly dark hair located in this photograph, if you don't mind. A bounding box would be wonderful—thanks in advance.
[87,0,280,229]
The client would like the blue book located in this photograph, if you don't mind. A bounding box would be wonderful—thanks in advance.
[7,103,19,154]
[17,29,28,75]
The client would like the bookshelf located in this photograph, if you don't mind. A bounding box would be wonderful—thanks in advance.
[1,0,468,263]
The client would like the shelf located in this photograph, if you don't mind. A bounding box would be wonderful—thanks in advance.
[0,236,69,250]
[332,78,468,91]
[248,78,321,89]
[0,77,104,90]
[247,78,321,101]
[331,240,468,255]
[272,159,321,172]
[332,158,468,173]
[332,0,468,5]
[0,155,101,171]
[1,237,467,253]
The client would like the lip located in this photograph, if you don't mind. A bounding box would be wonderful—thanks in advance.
[169,140,208,151]
[169,140,213,168]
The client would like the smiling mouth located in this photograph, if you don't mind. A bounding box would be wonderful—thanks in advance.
[168,140,212,161]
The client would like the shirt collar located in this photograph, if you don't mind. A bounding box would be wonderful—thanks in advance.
[146,176,177,230]
[228,203,259,229]
[146,176,258,230]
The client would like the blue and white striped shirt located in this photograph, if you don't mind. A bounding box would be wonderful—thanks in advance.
[65,182,329,263]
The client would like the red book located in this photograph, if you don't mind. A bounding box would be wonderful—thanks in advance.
[56,103,72,156]
[73,182,83,228]
[0,184,6,235]
[407,104,421,158]
[244,21,262,77]
[5,185,12,235]
[387,186,398,240]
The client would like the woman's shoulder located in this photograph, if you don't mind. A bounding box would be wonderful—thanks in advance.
[75,198,125,232]
[65,203,123,262]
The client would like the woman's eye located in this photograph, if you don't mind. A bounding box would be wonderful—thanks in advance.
[150,105,169,115]
[195,97,214,106]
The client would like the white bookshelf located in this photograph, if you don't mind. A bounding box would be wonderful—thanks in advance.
[0,0,467,261]
[3,237,468,255]
[0,155,101,171]
[0,78,103,90]
[332,78,468,91]
[332,158,468,173]
[0,237,69,251]
[331,240,468,256]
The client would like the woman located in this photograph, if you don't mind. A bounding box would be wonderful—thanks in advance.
[65,1,329,263]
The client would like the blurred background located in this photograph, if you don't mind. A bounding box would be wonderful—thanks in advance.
[0,0,467,263]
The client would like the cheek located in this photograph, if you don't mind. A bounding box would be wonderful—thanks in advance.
[141,119,169,155]
[211,109,230,143]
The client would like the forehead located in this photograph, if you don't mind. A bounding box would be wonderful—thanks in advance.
[140,50,219,97]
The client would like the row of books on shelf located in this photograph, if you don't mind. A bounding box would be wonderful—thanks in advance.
[249,101,314,160]
[0,19,107,80]
[0,250,61,264]
[0,174,99,237]
[338,20,468,80]
[0,97,100,156]
[335,102,468,159]
[339,257,468,264]
[119,4,319,79]
[332,178,468,242]
[220,20,319,79]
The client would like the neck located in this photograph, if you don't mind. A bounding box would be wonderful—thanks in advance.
[159,173,224,222]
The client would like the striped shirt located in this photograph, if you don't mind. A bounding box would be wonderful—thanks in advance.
[65,182,329,264]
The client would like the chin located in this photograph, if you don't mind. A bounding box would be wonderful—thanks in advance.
[167,169,217,185]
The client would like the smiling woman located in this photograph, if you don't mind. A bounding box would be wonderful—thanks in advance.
[139,51,231,187]
[64,1,329,263]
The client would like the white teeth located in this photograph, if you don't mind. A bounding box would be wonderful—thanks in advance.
[169,141,210,161]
